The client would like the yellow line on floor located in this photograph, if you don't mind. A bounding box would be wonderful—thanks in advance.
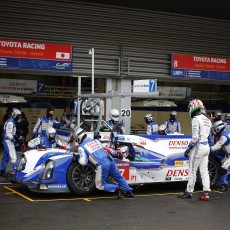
[4,186,34,202]
[3,186,223,203]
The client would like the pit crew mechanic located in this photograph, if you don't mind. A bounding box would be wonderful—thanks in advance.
[144,113,158,135]
[0,108,21,175]
[178,99,212,201]
[211,120,230,192]
[100,109,125,134]
[164,111,181,133]
[72,128,134,198]
[28,127,70,150]
[32,106,61,139]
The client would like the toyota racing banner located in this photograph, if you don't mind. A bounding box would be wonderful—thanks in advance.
[171,53,230,80]
[0,39,72,71]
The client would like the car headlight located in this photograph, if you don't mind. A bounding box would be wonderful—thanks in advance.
[40,160,56,180]
[17,154,27,171]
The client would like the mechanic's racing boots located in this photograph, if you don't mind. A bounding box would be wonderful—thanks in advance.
[217,185,228,192]
[199,192,209,201]
[116,187,123,199]
[177,191,192,199]
[123,191,135,199]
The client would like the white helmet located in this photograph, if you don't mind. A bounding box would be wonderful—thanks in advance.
[144,113,153,124]
[159,124,166,131]
[46,127,56,142]
[171,111,177,116]
[109,109,120,122]
[212,120,225,135]
[73,128,87,144]
[12,108,21,119]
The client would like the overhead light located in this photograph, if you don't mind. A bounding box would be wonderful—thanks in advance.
[143,100,177,107]
[0,94,27,103]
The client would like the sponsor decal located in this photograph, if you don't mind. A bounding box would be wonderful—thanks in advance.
[165,177,171,181]
[139,138,146,145]
[169,140,189,146]
[166,169,188,177]
[47,184,67,189]
[174,161,183,166]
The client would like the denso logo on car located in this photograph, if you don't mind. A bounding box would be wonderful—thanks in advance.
[166,169,188,177]
[169,140,189,146]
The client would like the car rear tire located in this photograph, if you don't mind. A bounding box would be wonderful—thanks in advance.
[66,161,96,195]
[197,156,221,188]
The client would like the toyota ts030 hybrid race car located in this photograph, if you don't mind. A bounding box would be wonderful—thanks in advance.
[13,133,228,195]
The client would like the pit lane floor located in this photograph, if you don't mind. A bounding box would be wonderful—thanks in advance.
[1,174,230,230]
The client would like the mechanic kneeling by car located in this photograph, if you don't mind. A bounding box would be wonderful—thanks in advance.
[28,127,70,150]
[72,128,134,199]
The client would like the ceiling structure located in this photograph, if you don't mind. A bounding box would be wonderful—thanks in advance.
[77,0,230,21]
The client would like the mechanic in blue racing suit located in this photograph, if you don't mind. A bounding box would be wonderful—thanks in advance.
[211,120,230,192]
[0,108,21,176]
[72,128,134,199]
[100,109,125,134]
[28,127,70,150]
[164,111,181,133]
[144,113,158,135]
[32,106,61,139]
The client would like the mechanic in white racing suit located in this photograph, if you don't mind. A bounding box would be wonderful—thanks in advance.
[32,106,61,138]
[28,127,70,150]
[100,109,125,134]
[72,128,134,199]
[164,111,181,133]
[0,108,21,175]
[210,120,230,192]
[144,113,158,135]
[178,99,212,201]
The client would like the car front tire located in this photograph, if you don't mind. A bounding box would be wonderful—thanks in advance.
[66,161,96,195]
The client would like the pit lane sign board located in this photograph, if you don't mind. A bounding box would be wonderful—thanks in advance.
[0,78,44,94]
[0,39,72,72]
[133,79,157,92]
[171,53,230,80]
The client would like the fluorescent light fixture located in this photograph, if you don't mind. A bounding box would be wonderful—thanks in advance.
[0,94,27,103]
[143,100,177,107]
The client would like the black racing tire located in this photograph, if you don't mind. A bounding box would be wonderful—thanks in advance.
[66,161,96,195]
[197,156,221,188]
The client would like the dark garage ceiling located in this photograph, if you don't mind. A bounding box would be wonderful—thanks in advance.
[77,0,230,21]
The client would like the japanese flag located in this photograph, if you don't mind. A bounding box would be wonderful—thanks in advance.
[56,52,70,60]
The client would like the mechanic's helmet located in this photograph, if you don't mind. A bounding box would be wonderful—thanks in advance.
[109,109,120,122]
[170,111,177,120]
[212,120,225,135]
[158,124,167,135]
[214,111,222,121]
[46,106,54,118]
[46,127,56,143]
[144,113,153,124]
[73,128,87,144]
[224,114,230,121]
[187,99,203,117]
[11,108,21,120]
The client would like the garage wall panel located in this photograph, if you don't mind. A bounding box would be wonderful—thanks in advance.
[0,0,230,80]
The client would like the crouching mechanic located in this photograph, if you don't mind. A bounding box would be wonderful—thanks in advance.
[210,120,230,192]
[28,127,70,150]
[178,99,212,201]
[0,108,21,176]
[72,128,134,199]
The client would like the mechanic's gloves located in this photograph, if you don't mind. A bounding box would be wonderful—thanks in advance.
[184,146,193,158]
[11,139,16,144]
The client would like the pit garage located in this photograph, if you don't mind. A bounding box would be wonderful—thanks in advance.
[0,0,230,137]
